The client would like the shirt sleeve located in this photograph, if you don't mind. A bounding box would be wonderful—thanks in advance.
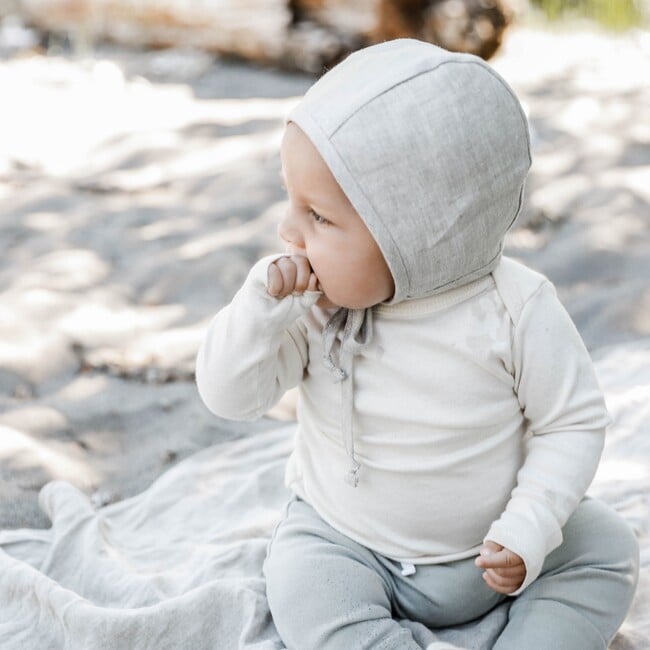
[483,280,612,595]
[195,254,321,421]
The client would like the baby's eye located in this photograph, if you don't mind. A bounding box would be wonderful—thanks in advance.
[309,209,330,225]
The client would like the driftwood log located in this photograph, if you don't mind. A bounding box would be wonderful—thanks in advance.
[20,0,511,73]
[295,0,511,60]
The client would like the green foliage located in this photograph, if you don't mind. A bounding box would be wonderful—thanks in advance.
[530,0,645,29]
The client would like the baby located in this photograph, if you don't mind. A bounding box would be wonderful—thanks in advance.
[195,39,639,649]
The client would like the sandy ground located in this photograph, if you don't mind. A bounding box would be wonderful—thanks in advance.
[0,21,648,541]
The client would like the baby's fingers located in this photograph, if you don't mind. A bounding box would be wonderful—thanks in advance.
[482,569,523,594]
[275,257,297,296]
[475,548,523,570]
[488,565,525,582]
[489,565,525,578]
[292,256,312,293]
[267,263,284,296]
[267,257,318,298]
[484,569,513,587]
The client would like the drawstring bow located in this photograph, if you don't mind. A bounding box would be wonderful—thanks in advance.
[321,306,374,487]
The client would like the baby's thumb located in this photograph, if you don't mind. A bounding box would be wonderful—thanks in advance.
[475,540,503,567]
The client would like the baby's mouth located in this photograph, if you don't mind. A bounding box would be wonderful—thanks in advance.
[284,247,314,272]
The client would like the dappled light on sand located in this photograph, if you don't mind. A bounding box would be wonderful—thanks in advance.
[0,423,97,485]
[0,56,302,178]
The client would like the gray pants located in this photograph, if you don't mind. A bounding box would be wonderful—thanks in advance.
[262,495,639,650]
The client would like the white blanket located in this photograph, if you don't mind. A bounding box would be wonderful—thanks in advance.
[1,340,648,649]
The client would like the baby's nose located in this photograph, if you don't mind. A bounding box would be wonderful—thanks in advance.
[277,213,305,250]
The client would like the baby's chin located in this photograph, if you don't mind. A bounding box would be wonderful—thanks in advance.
[316,294,340,310]
[316,292,380,311]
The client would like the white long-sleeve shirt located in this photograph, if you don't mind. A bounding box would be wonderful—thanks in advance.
[195,253,611,595]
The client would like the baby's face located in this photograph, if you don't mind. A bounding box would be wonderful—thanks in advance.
[278,122,394,309]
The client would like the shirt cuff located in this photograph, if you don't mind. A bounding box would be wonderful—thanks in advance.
[483,512,563,596]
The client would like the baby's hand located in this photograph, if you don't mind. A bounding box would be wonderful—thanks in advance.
[474,540,526,594]
[267,255,319,299]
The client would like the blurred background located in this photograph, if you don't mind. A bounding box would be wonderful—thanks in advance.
[0,0,648,533]
[1,0,649,71]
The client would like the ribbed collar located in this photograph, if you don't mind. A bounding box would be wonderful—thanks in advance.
[374,274,495,319]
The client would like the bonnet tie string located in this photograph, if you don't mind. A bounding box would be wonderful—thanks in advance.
[321,306,374,487]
